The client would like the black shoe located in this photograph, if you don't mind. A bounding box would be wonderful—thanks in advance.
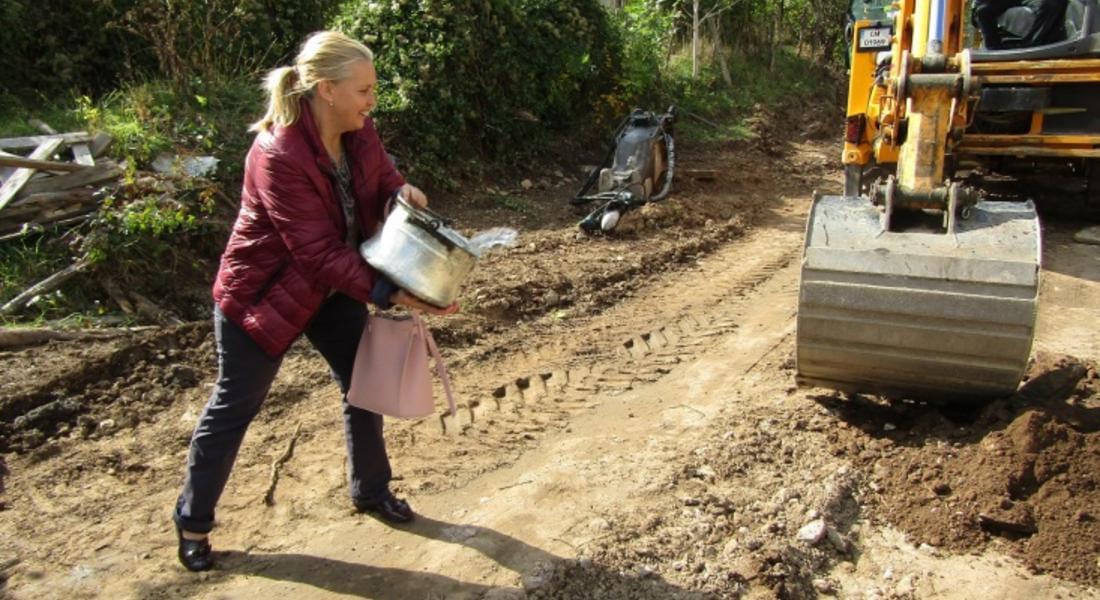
[355,493,415,523]
[176,526,215,572]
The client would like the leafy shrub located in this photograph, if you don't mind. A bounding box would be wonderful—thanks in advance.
[331,0,623,180]
[75,78,261,184]
[609,2,674,113]
[0,0,151,98]
[116,0,342,92]
[2,0,341,99]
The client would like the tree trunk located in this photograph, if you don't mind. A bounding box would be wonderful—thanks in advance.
[770,0,785,71]
[712,18,733,87]
[692,0,700,79]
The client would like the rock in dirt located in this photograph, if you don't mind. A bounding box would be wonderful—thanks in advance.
[826,526,850,553]
[978,508,1038,536]
[12,398,83,431]
[1073,226,1100,245]
[797,519,827,544]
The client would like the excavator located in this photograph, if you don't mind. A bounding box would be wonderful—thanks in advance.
[795,0,1100,400]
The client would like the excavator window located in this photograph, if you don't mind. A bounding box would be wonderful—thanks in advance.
[972,0,1071,49]
[848,0,894,22]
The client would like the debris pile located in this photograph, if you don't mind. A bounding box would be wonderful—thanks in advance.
[0,128,118,241]
[0,121,229,324]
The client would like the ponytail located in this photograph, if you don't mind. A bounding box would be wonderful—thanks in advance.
[250,66,305,133]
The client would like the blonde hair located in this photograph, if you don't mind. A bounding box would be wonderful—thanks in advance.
[250,31,375,132]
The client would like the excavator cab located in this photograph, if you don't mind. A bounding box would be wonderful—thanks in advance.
[975,0,1100,52]
[796,0,1100,401]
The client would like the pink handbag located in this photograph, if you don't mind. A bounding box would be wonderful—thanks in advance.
[347,311,456,418]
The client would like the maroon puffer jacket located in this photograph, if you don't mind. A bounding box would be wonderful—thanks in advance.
[213,101,405,357]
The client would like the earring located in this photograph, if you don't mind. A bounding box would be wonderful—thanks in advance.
[329,101,334,107]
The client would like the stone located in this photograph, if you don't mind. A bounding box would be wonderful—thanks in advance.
[522,573,546,591]
[797,519,827,544]
[826,526,849,553]
[1074,226,1100,245]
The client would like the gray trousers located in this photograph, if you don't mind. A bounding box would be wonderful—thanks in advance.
[174,294,391,534]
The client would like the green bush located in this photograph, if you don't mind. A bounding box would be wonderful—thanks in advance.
[609,2,673,113]
[1,0,341,99]
[75,78,261,184]
[0,0,150,98]
[331,0,622,180]
[0,174,225,325]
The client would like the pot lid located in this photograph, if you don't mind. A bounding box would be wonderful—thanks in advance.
[396,195,475,254]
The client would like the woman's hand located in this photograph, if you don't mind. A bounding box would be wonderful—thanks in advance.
[389,288,459,316]
[400,184,428,209]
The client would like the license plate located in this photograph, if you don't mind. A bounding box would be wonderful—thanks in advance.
[857,26,892,51]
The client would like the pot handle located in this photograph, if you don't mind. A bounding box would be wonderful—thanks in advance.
[396,194,452,229]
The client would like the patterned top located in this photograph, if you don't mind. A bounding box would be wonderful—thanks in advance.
[331,152,358,247]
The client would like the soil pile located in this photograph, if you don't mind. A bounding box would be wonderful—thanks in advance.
[825,352,1100,584]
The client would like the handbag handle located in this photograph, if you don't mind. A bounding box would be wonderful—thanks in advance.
[412,312,457,417]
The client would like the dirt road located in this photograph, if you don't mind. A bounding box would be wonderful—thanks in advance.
[1,132,1098,599]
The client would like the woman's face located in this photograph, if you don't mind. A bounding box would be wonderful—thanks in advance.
[326,59,378,133]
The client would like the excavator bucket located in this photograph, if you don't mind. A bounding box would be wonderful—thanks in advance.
[796,195,1040,401]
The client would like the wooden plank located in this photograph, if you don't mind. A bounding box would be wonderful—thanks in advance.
[0,212,94,241]
[90,132,113,158]
[0,132,90,151]
[0,154,85,173]
[0,203,98,235]
[19,161,120,196]
[28,119,59,135]
[0,150,17,184]
[71,143,95,166]
[0,326,157,350]
[0,258,90,316]
[0,138,65,212]
[3,189,96,219]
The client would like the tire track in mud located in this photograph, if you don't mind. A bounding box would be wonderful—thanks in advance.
[390,219,807,491]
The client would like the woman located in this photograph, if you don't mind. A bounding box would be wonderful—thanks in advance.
[173,30,457,572]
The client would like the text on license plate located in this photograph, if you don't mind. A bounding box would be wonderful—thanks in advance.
[857,26,892,51]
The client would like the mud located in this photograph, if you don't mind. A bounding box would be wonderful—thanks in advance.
[1,107,1099,598]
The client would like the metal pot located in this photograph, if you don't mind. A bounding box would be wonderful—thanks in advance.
[359,196,477,307]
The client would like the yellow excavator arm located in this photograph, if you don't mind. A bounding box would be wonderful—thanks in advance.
[795,0,1100,401]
